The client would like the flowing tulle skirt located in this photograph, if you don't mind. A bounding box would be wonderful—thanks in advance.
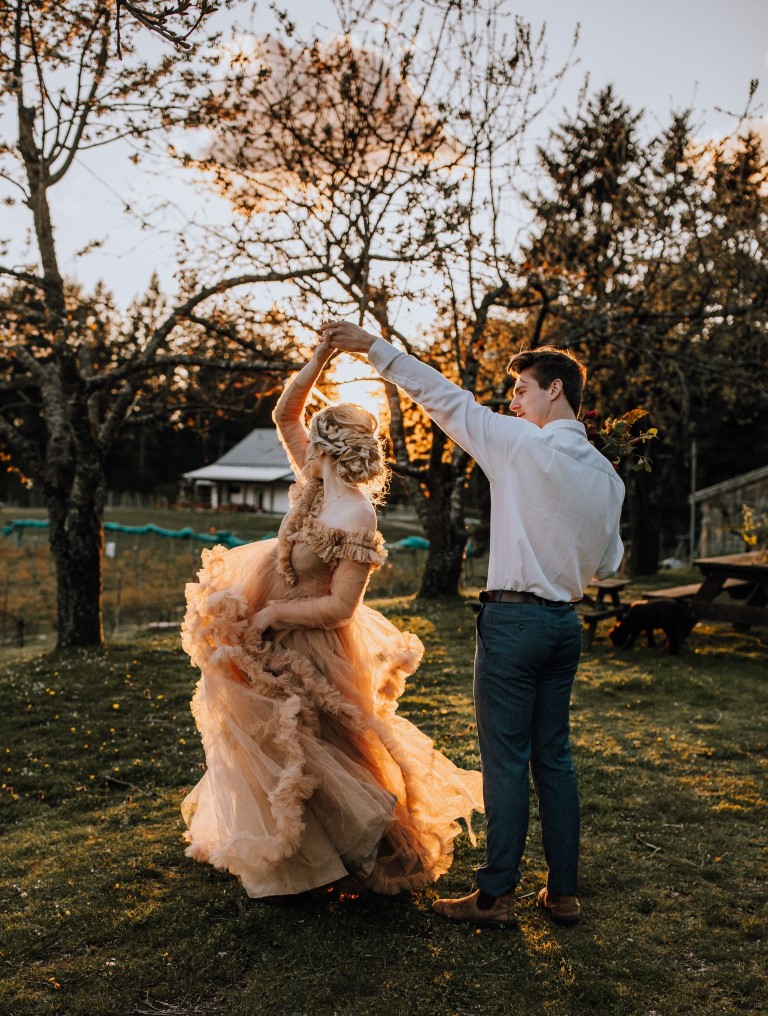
[180,539,483,897]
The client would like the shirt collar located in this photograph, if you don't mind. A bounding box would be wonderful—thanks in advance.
[542,419,586,435]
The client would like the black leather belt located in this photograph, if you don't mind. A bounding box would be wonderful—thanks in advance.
[480,589,569,607]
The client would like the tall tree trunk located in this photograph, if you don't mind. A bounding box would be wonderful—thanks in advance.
[8,360,107,649]
[418,508,468,598]
[627,471,660,577]
[383,378,473,599]
[42,368,107,648]
[416,460,470,598]
[47,490,105,648]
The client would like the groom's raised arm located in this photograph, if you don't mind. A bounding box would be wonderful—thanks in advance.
[322,324,523,479]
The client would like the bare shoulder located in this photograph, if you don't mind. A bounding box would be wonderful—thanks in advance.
[332,495,377,534]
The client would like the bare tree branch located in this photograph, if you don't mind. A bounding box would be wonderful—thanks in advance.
[0,265,46,287]
[114,0,220,56]
[48,13,110,186]
[0,411,44,478]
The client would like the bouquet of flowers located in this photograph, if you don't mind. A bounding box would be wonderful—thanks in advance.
[579,408,658,472]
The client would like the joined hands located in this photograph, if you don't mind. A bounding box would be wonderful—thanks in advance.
[319,320,378,355]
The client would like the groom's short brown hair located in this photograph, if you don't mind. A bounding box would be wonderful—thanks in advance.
[507,346,587,416]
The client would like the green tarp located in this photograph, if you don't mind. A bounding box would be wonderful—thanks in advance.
[1,518,250,549]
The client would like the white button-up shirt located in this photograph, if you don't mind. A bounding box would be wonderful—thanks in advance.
[368,338,625,602]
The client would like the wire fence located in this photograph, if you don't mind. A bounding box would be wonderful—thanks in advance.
[0,526,209,648]
[1,528,486,651]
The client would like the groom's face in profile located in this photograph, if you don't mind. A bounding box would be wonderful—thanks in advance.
[509,369,558,428]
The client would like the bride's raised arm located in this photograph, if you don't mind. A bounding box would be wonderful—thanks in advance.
[272,336,333,473]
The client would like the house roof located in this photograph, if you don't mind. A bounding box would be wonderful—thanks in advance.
[690,463,768,504]
[183,464,294,483]
[219,429,293,467]
[182,429,295,485]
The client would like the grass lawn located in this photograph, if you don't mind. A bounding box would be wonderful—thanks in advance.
[0,597,765,1016]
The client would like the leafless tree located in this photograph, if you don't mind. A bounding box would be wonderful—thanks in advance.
[187,0,575,596]
[0,1,327,647]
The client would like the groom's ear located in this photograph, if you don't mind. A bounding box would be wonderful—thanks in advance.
[550,378,564,400]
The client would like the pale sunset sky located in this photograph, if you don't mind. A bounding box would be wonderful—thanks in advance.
[5,0,767,308]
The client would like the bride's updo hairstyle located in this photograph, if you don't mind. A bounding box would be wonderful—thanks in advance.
[308,403,389,503]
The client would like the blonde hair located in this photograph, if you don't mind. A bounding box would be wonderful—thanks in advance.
[308,403,389,503]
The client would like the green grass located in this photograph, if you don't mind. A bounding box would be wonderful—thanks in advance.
[0,598,766,1016]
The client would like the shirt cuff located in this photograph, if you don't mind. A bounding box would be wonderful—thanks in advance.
[368,336,401,372]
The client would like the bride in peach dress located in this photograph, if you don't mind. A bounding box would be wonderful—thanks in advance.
[180,336,483,898]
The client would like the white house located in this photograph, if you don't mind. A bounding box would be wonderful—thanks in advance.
[182,429,295,513]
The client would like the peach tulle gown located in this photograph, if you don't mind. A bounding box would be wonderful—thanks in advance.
[180,477,484,897]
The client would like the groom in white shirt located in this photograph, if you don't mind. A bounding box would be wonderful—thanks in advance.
[321,321,624,928]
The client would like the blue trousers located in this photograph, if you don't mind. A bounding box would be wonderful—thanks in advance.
[474,601,583,897]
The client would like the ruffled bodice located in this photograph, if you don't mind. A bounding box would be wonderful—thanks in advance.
[180,482,483,898]
[275,478,386,589]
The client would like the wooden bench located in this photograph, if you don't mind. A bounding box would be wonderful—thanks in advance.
[645,578,750,600]
[577,578,631,650]
[578,603,629,650]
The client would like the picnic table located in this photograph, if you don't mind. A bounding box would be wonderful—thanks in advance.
[647,551,768,629]
[578,577,631,650]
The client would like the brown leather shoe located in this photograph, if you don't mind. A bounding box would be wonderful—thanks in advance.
[537,887,580,925]
[432,889,517,929]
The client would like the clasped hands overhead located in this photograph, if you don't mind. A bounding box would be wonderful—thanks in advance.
[318,321,377,355]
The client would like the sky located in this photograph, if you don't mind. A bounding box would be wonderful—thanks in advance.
[4,0,768,309]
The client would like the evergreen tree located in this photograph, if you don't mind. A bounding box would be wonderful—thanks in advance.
[520,89,768,572]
